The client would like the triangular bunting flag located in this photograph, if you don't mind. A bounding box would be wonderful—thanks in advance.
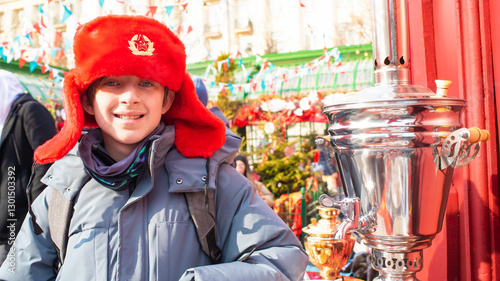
[58,50,65,60]
[147,6,158,17]
[54,31,62,47]
[61,5,72,24]
[29,61,38,72]
[165,5,174,17]
[99,0,105,8]
[33,22,41,34]
[187,25,193,34]
[19,58,27,68]
[181,3,188,11]
[51,48,58,58]
[41,65,48,74]
[40,16,47,28]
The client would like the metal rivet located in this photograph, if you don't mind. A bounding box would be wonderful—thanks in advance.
[49,176,53,180]
[67,188,71,192]
[202,176,207,182]
[176,179,183,184]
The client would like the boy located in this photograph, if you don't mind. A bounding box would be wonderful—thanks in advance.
[0,15,308,280]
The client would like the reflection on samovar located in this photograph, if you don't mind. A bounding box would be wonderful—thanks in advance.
[315,0,490,280]
[302,206,355,280]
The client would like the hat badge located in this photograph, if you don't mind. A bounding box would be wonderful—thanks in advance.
[128,34,155,56]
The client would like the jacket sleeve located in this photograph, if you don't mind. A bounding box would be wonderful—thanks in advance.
[0,187,58,281]
[21,100,57,200]
[182,164,308,281]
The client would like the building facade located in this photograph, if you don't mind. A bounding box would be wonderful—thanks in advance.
[0,0,372,68]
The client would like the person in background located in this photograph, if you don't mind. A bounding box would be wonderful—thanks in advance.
[0,15,307,280]
[234,154,274,208]
[193,76,230,127]
[0,70,57,263]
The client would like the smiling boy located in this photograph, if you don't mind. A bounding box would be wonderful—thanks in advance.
[0,15,308,281]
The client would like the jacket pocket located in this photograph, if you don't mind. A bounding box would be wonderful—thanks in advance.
[151,221,209,281]
[57,228,109,281]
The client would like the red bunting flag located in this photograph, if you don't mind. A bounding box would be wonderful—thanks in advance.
[20,49,26,57]
[41,65,48,74]
[181,3,188,11]
[49,70,54,79]
[147,6,158,17]
[223,62,228,72]
[54,31,62,47]
[41,16,47,28]
[33,22,41,34]
[58,50,65,60]
[19,58,27,68]
[187,25,193,34]
[299,0,306,7]
[36,55,44,64]
[176,25,182,36]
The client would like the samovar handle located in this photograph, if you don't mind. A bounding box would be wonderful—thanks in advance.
[440,127,490,169]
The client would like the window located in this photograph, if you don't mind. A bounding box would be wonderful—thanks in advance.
[0,12,4,33]
[236,0,251,28]
[11,9,24,29]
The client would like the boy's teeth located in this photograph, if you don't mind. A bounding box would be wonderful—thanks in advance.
[118,115,141,120]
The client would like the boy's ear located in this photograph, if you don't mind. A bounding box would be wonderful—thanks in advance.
[162,90,175,114]
[81,95,95,115]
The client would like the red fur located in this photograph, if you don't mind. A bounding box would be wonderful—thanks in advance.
[34,15,226,164]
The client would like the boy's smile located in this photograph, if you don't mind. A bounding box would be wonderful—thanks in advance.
[82,75,174,161]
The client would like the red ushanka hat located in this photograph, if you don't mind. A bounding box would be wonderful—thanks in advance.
[34,15,226,164]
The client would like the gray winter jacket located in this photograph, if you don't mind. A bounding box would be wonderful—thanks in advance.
[0,125,308,281]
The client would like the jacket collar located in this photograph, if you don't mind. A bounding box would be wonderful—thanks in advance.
[41,125,177,201]
[165,127,241,193]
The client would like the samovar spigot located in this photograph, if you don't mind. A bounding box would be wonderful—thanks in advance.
[318,195,375,240]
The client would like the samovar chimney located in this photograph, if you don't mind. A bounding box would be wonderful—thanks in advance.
[372,0,410,85]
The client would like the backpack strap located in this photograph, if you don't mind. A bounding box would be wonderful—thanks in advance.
[47,176,90,272]
[48,188,74,271]
[185,189,222,264]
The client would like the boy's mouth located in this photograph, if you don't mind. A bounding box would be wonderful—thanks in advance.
[115,114,143,120]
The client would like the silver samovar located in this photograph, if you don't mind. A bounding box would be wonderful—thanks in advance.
[316,0,490,280]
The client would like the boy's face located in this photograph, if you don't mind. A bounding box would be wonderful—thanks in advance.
[82,75,174,161]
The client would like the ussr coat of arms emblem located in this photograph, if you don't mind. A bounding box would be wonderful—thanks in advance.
[128,34,155,56]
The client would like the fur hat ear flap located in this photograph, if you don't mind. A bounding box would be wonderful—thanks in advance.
[34,71,85,164]
[163,72,226,158]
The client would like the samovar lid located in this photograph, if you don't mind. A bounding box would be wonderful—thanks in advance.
[323,84,466,110]
[302,206,341,237]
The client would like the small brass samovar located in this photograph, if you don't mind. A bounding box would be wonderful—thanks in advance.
[303,206,355,280]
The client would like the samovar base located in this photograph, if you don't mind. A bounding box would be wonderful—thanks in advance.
[371,249,422,281]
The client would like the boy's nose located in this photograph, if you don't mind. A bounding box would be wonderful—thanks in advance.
[119,86,140,104]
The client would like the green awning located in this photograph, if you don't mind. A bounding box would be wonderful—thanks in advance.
[0,60,63,102]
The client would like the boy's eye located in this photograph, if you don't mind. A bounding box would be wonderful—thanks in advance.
[103,81,118,86]
[140,81,154,87]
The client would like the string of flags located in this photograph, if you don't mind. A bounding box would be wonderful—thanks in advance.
[1,0,339,90]
[201,47,343,97]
